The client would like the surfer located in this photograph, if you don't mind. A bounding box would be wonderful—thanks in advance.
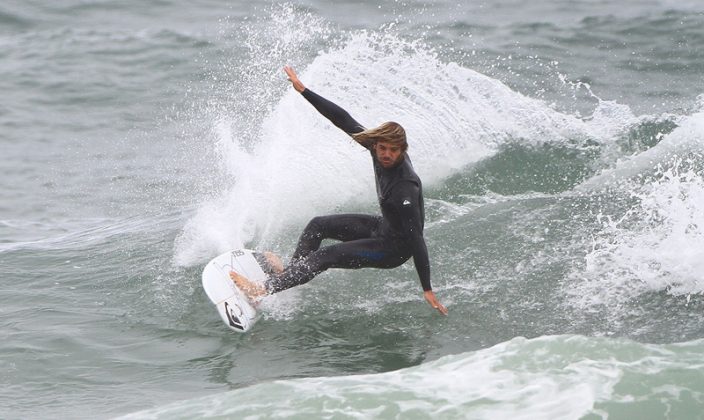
[230,65,447,315]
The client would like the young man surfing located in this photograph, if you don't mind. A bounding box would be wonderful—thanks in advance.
[230,66,447,315]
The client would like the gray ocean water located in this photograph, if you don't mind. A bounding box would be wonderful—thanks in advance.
[2,0,704,418]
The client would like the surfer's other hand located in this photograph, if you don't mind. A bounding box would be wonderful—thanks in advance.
[424,290,448,315]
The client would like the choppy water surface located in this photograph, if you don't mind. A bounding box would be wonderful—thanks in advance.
[2,1,703,418]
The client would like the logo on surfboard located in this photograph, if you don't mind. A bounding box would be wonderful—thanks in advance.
[224,301,245,330]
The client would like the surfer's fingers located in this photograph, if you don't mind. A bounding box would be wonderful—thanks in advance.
[424,291,448,315]
[283,65,297,79]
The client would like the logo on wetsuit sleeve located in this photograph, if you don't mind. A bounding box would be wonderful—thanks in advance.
[402,199,412,206]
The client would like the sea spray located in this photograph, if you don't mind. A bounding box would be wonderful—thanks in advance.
[173,11,636,268]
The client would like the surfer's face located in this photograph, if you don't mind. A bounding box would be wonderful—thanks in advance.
[374,141,404,168]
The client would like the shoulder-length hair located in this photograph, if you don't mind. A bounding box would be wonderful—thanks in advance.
[352,121,407,151]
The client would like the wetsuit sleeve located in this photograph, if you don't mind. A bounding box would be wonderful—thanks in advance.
[301,89,366,136]
[391,182,432,291]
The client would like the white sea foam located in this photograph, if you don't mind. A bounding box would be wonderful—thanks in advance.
[118,335,704,419]
[587,161,704,294]
[567,112,704,311]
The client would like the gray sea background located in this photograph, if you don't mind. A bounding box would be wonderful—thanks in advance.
[2,1,704,418]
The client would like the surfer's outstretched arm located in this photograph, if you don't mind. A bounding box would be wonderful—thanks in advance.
[284,65,366,138]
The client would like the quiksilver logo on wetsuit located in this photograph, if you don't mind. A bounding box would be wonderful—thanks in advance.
[402,199,411,206]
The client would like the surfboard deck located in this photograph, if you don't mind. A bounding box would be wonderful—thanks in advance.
[202,249,269,333]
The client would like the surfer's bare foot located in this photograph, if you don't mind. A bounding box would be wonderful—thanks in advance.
[263,251,284,274]
[229,271,268,301]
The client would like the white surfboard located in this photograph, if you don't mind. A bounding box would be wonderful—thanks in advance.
[202,249,270,333]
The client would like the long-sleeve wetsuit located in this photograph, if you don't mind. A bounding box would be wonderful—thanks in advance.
[265,89,432,293]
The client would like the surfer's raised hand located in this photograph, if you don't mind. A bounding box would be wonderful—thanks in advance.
[424,290,448,315]
[284,65,306,93]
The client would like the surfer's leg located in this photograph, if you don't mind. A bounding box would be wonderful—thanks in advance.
[291,214,381,260]
[267,238,409,293]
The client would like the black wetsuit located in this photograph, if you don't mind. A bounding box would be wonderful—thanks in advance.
[265,89,432,293]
